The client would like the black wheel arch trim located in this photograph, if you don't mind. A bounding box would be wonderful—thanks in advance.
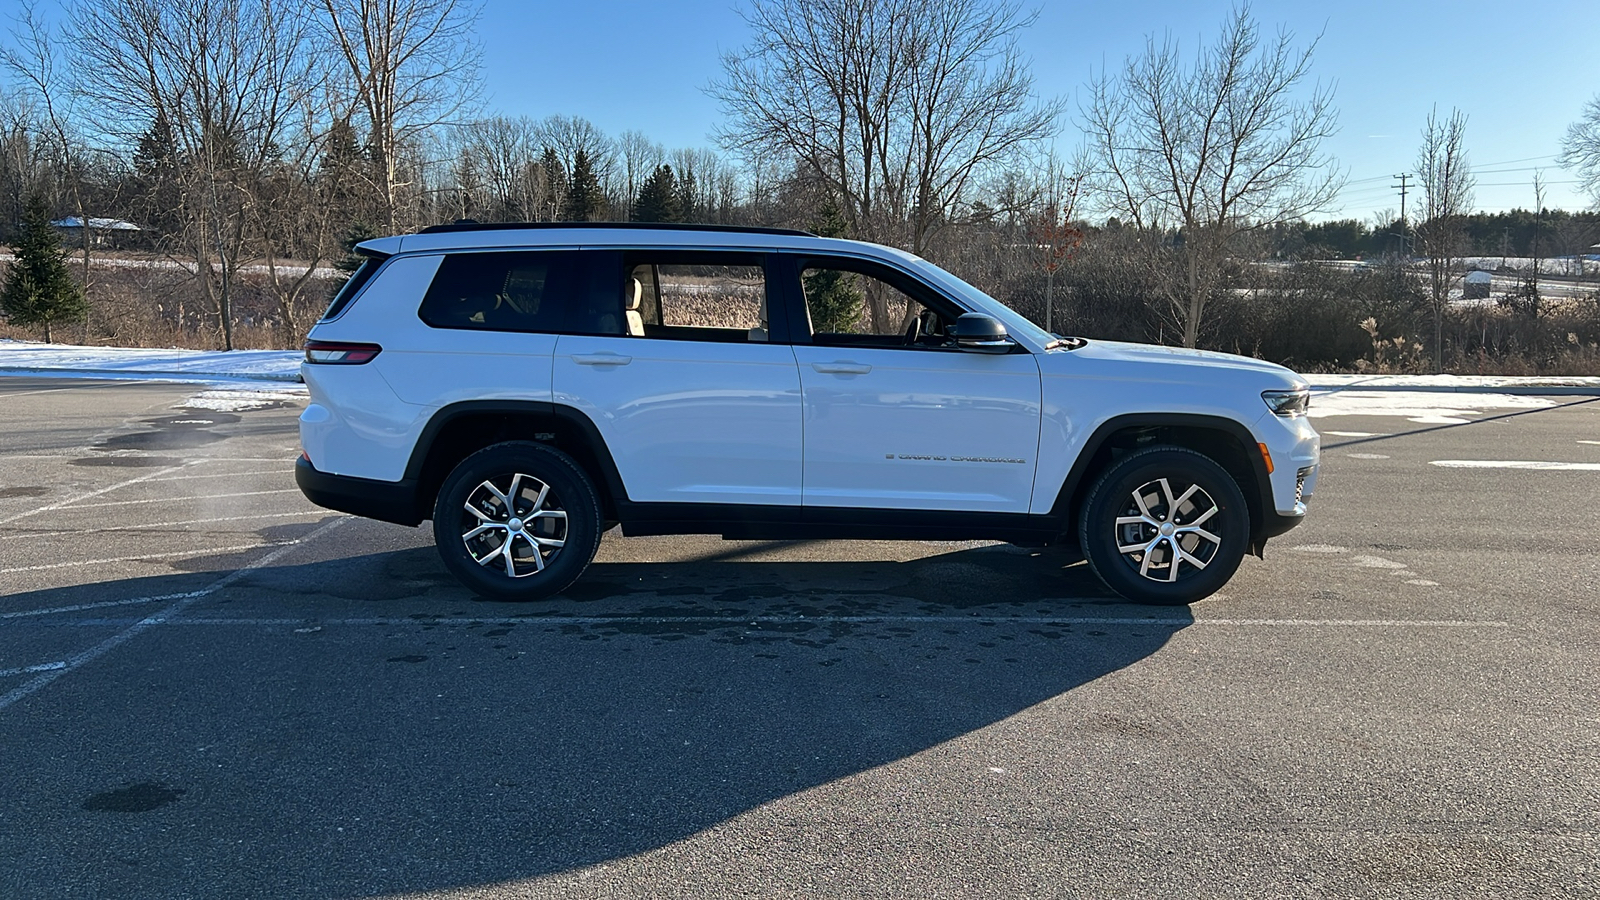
[1046,412,1279,544]
[401,399,632,521]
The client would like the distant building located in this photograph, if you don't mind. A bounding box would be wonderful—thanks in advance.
[1463,269,1492,300]
[50,216,142,249]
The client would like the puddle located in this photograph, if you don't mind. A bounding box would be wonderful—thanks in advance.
[95,431,225,451]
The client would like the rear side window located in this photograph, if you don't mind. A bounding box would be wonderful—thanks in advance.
[320,255,386,321]
[419,251,581,333]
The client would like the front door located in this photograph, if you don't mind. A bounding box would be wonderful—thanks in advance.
[787,256,1043,514]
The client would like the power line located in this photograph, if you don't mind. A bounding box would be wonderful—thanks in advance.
[1391,173,1411,224]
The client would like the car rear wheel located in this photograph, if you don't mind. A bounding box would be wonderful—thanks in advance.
[1079,446,1249,605]
[431,442,602,600]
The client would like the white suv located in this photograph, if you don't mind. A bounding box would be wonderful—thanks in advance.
[295,223,1319,604]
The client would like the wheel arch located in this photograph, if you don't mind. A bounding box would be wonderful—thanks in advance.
[1049,413,1272,551]
[404,401,628,523]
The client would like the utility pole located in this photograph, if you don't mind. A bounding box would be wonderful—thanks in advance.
[1392,172,1412,255]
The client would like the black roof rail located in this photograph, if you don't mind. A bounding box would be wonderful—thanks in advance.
[416,220,817,237]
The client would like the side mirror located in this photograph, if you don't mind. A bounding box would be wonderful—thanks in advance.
[951,313,1016,354]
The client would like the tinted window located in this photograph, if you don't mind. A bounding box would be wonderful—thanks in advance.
[419,251,580,333]
[622,252,770,343]
[320,255,385,321]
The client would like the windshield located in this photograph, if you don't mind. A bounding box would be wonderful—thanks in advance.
[905,257,1056,348]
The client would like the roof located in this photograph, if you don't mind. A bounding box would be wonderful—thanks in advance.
[51,216,141,231]
[356,223,914,264]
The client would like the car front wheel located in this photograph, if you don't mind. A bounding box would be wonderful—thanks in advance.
[431,442,603,600]
[1079,446,1250,605]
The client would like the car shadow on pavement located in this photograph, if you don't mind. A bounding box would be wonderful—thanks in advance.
[0,534,1193,899]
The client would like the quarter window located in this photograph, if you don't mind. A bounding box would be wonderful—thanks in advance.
[419,251,579,333]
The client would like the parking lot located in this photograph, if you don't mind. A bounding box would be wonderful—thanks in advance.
[1,376,1596,899]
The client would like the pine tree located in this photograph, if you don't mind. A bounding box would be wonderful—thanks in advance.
[802,201,863,332]
[539,148,566,221]
[675,168,698,223]
[1,196,87,343]
[632,164,682,223]
[563,148,601,221]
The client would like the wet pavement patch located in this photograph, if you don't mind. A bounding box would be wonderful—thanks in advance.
[387,655,429,663]
[82,782,185,813]
[0,486,51,498]
[95,430,224,451]
[71,456,184,468]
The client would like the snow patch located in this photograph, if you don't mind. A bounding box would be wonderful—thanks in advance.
[0,339,301,388]
[1309,390,1555,424]
[1291,544,1348,554]
[179,389,305,411]
[1430,459,1600,471]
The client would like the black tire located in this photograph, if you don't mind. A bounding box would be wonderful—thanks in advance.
[1078,446,1250,605]
[431,441,603,601]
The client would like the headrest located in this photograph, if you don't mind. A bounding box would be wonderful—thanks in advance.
[625,278,642,311]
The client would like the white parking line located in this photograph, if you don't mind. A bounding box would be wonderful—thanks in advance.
[61,489,300,509]
[0,542,292,575]
[0,511,329,542]
[50,615,1513,629]
[0,462,193,527]
[0,519,343,712]
[1430,459,1600,471]
[144,470,283,483]
[0,661,67,677]
[0,591,205,620]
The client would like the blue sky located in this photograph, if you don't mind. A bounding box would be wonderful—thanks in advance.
[481,0,1597,220]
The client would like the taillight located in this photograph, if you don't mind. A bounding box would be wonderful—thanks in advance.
[304,340,382,364]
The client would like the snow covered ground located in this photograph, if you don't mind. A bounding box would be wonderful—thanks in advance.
[2,339,1596,422]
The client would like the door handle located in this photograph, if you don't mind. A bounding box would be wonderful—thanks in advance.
[572,353,633,366]
[811,361,871,375]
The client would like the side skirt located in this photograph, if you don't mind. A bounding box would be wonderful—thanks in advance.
[617,502,1064,544]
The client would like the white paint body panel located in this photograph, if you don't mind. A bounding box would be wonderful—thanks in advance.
[792,345,1042,512]
[552,335,804,504]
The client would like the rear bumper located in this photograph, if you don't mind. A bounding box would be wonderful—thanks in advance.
[295,456,422,527]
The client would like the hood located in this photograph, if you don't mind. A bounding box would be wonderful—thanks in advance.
[1046,339,1308,391]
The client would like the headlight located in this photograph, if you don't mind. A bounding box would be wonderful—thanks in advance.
[1262,390,1309,417]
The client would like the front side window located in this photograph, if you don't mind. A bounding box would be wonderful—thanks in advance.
[622,253,770,343]
[800,259,952,349]
[419,251,577,333]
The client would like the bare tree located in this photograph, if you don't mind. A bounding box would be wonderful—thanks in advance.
[319,0,483,232]
[1414,105,1474,371]
[616,130,665,214]
[1030,154,1086,334]
[69,0,322,350]
[1559,94,1600,209]
[1080,4,1341,348]
[712,0,1060,330]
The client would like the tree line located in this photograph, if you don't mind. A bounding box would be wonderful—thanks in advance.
[2,0,1599,374]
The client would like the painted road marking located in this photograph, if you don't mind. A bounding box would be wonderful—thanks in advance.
[0,592,206,620]
[1431,460,1600,471]
[0,661,68,677]
[0,542,293,575]
[61,489,300,509]
[0,511,330,542]
[0,519,344,712]
[0,462,192,527]
[14,615,1514,629]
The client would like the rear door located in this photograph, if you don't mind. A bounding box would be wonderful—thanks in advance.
[552,250,804,506]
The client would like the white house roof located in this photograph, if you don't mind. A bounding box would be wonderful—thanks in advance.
[51,216,141,231]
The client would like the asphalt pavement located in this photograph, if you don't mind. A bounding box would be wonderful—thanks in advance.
[0,376,1596,899]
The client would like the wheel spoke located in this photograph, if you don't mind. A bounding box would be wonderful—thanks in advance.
[1177,526,1221,548]
[481,479,510,508]
[506,474,525,514]
[1175,544,1208,572]
[501,538,516,577]
[463,523,504,542]
[1157,478,1177,516]
[1185,505,1218,528]
[532,536,565,549]
[1115,515,1153,527]
[464,502,496,523]
[1171,483,1201,516]
[1133,489,1160,521]
[1162,540,1182,581]
[530,482,550,514]
[531,509,567,522]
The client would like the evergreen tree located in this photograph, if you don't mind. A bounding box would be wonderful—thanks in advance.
[675,168,698,223]
[133,110,178,177]
[563,148,601,221]
[1,196,86,343]
[802,201,862,332]
[539,148,566,220]
[336,222,381,273]
[632,164,682,223]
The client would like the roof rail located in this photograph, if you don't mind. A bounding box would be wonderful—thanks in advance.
[416,220,817,237]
